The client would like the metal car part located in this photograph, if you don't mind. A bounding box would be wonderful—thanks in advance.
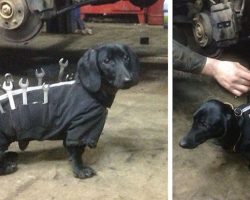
[0,0,28,30]
[193,12,213,47]
[0,0,43,43]
[210,2,238,47]
[192,2,238,49]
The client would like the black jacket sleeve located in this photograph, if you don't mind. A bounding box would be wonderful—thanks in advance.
[173,40,207,73]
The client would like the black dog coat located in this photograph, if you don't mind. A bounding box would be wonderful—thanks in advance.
[0,80,108,152]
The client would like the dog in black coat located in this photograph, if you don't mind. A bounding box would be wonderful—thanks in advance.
[0,43,139,178]
[179,99,250,161]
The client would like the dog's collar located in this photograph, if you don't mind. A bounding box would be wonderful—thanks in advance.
[233,131,243,152]
[218,102,243,152]
[223,102,250,117]
[232,104,250,152]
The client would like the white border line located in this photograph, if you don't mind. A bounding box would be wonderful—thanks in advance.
[168,0,173,199]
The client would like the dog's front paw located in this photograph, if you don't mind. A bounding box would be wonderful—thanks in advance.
[73,166,96,179]
[0,152,18,175]
[0,161,17,175]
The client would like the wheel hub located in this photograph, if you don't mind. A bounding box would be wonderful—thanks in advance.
[1,3,13,18]
[193,13,213,48]
[0,0,28,30]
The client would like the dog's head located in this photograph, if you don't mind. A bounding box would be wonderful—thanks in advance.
[76,43,140,92]
[179,100,235,149]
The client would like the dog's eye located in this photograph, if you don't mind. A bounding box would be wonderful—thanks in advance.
[124,55,129,61]
[103,58,110,64]
[199,121,209,129]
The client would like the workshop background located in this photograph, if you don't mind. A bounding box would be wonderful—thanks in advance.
[0,0,167,200]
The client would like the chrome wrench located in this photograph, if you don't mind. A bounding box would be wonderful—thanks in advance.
[2,81,15,110]
[42,83,50,104]
[19,78,29,105]
[58,58,68,82]
[35,68,45,86]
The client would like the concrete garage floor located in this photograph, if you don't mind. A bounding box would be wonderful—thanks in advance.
[173,44,250,200]
[0,23,167,200]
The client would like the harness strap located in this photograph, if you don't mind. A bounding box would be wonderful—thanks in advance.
[232,103,250,152]
[233,131,242,152]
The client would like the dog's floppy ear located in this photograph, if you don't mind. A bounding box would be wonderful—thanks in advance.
[77,49,101,92]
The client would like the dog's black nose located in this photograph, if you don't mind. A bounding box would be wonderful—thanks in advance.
[179,137,196,149]
[179,138,189,148]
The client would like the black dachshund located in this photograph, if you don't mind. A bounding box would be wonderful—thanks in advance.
[180,99,250,160]
[0,43,139,178]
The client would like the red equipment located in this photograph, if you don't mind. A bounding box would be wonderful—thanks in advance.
[81,0,146,24]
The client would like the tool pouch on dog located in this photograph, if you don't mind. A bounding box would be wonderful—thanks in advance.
[27,103,49,129]
[7,103,51,141]
[0,112,13,147]
[9,109,21,133]
[18,105,32,131]
[14,104,50,131]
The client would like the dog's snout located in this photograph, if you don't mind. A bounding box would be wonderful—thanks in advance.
[179,136,197,149]
[179,138,189,148]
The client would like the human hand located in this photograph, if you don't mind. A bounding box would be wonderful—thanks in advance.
[201,58,250,96]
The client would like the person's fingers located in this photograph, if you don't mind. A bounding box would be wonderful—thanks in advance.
[231,89,244,97]
[235,78,250,87]
[233,84,250,94]
[237,69,250,81]
[236,62,250,72]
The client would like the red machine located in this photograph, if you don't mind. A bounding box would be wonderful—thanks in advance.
[81,0,164,25]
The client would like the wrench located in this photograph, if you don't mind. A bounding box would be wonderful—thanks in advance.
[58,58,68,82]
[2,81,15,110]
[19,78,29,105]
[65,73,74,81]
[4,73,14,84]
[42,83,50,104]
[35,68,45,86]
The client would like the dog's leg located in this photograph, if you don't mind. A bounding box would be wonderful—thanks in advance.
[0,151,18,175]
[66,146,96,179]
[18,140,30,151]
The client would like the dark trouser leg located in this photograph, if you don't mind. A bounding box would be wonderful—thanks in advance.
[66,145,96,179]
[76,19,86,30]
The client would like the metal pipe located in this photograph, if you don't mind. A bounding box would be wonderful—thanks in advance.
[56,0,118,15]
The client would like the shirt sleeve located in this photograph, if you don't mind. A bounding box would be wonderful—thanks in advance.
[173,40,207,73]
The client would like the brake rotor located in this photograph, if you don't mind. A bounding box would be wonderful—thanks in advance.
[192,12,213,48]
[0,0,43,43]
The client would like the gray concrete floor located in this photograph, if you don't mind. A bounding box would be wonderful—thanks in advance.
[173,44,250,200]
[0,24,167,200]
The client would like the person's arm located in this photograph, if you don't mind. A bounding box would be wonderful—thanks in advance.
[173,40,250,96]
[173,40,207,73]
